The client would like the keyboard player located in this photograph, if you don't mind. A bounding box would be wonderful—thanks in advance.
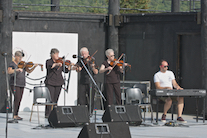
[153,59,186,123]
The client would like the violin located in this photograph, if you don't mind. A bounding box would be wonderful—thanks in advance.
[85,56,95,64]
[110,59,131,68]
[84,56,100,70]
[18,61,43,71]
[55,57,74,67]
[83,50,98,66]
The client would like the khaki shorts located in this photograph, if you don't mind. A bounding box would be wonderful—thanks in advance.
[160,97,179,102]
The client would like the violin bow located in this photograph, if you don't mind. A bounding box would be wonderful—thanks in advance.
[91,50,98,58]
[106,53,124,75]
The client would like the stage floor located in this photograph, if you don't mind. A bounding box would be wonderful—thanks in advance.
[0,110,207,138]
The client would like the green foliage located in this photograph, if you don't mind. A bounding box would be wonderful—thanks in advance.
[180,1,200,12]
[120,0,151,13]
[60,0,90,13]
[13,0,150,14]
[87,0,108,14]
[149,0,201,12]
[13,0,51,11]
[148,0,171,12]
[12,0,201,14]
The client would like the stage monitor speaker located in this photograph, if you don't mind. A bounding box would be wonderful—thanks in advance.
[78,122,131,138]
[102,105,142,126]
[48,105,89,127]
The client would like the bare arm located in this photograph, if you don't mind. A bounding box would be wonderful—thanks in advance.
[172,79,183,90]
[119,63,128,73]
[91,63,98,74]
[99,64,113,73]
[51,62,62,69]
[8,67,23,74]
[154,82,172,90]
[72,65,82,72]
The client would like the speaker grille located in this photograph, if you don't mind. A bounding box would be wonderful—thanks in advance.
[95,124,110,134]
[115,106,126,114]
[62,107,73,114]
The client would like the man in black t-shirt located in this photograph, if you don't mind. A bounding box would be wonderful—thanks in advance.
[73,47,98,114]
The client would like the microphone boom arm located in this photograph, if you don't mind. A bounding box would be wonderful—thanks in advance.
[80,59,106,101]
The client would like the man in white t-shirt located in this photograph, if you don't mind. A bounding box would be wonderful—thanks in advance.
[154,60,186,123]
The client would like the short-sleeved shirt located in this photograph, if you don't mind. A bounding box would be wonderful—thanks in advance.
[76,58,96,84]
[9,61,26,87]
[44,58,68,86]
[154,70,175,89]
[102,60,120,84]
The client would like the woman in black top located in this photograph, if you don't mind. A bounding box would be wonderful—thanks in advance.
[8,51,38,120]
[99,49,126,105]
[44,48,70,117]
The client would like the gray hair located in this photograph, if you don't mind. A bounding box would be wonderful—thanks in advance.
[105,49,114,57]
[50,48,59,57]
[15,51,23,57]
[80,47,88,54]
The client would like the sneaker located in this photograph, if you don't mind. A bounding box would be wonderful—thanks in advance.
[161,114,166,122]
[177,117,187,123]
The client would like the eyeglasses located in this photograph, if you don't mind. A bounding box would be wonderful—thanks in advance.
[110,55,115,57]
[162,65,169,68]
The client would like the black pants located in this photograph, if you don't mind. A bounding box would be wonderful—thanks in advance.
[78,83,95,113]
[45,84,61,116]
[10,86,24,116]
[105,82,121,105]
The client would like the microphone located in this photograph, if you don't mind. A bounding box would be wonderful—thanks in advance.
[1,52,7,56]
[72,55,83,58]
[21,50,24,57]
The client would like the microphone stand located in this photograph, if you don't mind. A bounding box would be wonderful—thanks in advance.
[3,53,10,138]
[7,58,18,123]
[79,58,106,115]
[87,62,93,115]
[121,54,126,105]
[3,53,17,138]
[65,70,71,92]
[62,57,66,106]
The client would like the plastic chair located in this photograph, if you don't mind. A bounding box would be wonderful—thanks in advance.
[29,86,57,124]
[126,87,153,122]
[133,83,148,98]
